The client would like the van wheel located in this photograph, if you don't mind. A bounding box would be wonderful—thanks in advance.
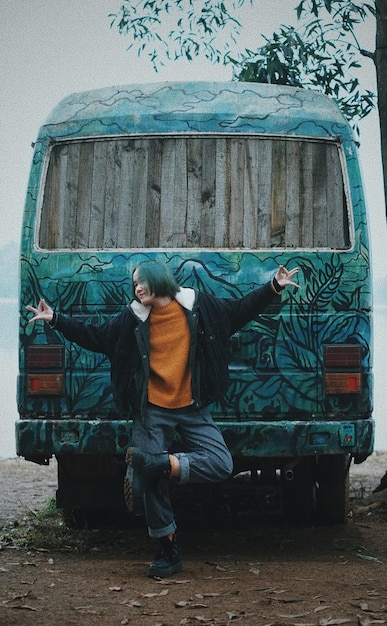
[56,454,129,526]
[281,459,314,524]
[315,455,350,524]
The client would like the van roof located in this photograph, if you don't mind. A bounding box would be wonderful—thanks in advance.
[40,81,351,142]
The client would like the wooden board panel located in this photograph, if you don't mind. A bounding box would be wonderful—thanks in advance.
[145,139,162,247]
[40,136,348,250]
[76,142,94,248]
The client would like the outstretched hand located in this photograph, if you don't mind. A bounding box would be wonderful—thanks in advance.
[26,299,54,324]
[275,265,300,290]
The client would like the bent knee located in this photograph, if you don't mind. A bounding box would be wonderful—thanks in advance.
[216,451,233,481]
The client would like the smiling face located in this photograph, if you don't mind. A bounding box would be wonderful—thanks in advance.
[132,269,154,306]
[132,269,172,308]
[132,260,179,309]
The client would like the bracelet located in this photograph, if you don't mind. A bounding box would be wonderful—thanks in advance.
[271,278,283,295]
[49,311,57,328]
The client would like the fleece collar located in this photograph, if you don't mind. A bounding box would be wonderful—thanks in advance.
[129,287,196,322]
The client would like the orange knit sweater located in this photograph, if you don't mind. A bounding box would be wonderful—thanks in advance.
[148,300,192,409]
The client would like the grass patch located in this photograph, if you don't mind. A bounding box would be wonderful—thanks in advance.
[0,498,87,551]
[0,498,146,553]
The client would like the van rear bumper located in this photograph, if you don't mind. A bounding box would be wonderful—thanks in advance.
[16,418,374,463]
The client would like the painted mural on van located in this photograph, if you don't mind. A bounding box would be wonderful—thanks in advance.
[17,82,373,522]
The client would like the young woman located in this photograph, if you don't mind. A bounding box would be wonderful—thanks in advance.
[27,260,299,577]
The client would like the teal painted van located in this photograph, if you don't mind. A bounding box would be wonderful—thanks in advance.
[17,82,374,523]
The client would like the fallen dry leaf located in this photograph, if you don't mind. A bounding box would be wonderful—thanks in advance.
[140,589,169,598]
[2,589,36,605]
[358,617,387,626]
[319,618,353,625]
[156,578,193,585]
[226,610,242,620]
[250,566,260,575]
[278,611,311,618]
[11,604,39,611]
[175,600,189,608]
[315,605,331,612]
[357,554,383,564]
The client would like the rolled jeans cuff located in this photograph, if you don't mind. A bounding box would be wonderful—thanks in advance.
[175,452,190,484]
[148,520,177,539]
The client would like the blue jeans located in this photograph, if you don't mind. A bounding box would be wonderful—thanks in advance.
[132,403,233,538]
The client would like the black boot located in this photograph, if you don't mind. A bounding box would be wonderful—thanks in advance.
[123,462,144,515]
[126,447,171,485]
[148,533,183,578]
[124,447,171,515]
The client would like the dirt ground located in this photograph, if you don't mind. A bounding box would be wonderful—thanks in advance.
[0,454,386,626]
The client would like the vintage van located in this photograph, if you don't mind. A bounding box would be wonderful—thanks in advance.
[16,82,373,523]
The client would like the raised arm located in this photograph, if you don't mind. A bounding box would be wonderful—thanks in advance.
[26,297,131,356]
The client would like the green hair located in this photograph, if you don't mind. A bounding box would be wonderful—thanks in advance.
[133,260,180,298]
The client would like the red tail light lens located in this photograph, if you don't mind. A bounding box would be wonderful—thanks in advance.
[324,372,361,394]
[27,373,65,395]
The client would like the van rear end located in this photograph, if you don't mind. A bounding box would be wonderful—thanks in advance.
[17,82,373,522]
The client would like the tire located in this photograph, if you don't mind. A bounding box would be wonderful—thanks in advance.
[315,454,350,524]
[56,454,129,525]
[281,458,315,524]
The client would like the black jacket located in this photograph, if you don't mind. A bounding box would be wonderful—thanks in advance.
[53,282,278,418]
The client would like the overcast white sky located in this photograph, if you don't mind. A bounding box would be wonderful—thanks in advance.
[1,0,386,281]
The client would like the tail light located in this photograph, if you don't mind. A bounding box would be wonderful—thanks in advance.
[323,344,361,395]
[27,345,65,396]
